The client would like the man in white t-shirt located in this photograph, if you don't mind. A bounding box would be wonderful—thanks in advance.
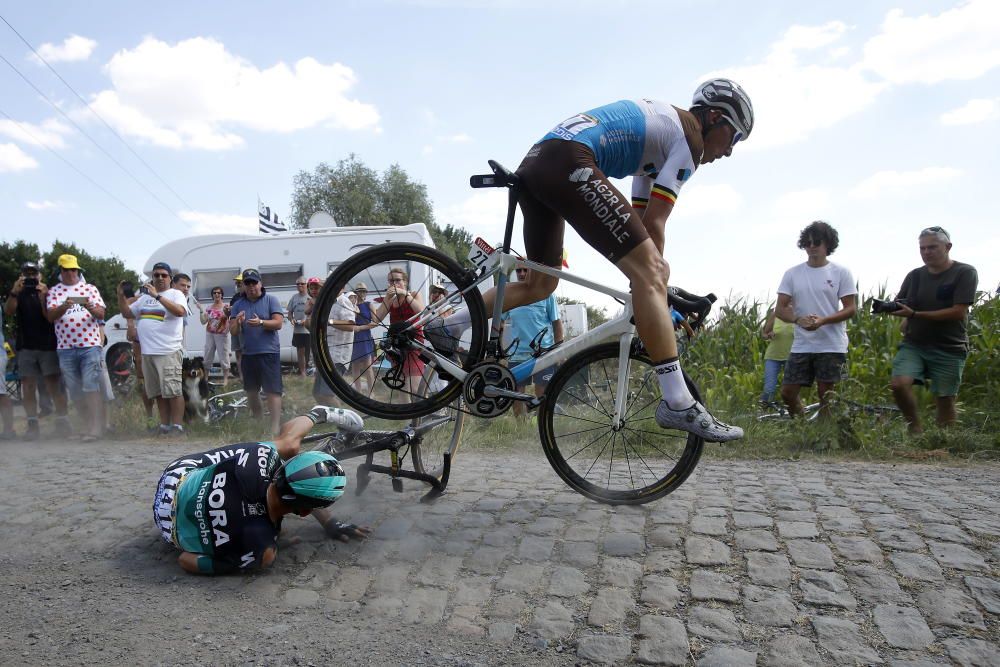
[117,261,188,435]
[776,221,857,418]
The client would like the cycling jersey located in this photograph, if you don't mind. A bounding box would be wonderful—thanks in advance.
[539,99,701,209]
[153,442,282,574]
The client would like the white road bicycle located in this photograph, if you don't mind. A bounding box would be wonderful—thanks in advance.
[311,160,716,504]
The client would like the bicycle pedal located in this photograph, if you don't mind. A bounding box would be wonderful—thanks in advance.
[392,478,404,493]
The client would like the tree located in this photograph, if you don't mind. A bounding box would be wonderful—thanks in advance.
[556,295,609,330]
[289,155,472,263]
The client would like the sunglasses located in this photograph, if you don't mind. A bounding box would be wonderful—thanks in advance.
[804,238,824,247]
[719,116,743,146]
[242,280,259,285]
[212,291,223,295]
[152,272,170,278]
[296,282,306,286]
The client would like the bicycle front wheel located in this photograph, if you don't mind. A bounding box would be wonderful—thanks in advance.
[312,243,488,420]
[538,342,704,505]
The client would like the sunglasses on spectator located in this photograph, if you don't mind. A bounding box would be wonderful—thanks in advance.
[296,282,306,285]
[515,268,528,274]
[242,279,259,285]
[212,291,223,295]
[152,272,171,278]
[804,238,824,247]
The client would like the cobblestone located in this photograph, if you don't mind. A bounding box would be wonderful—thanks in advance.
[5,441,1000,666]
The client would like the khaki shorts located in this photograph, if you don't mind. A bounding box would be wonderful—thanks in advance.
[142,350,183,399]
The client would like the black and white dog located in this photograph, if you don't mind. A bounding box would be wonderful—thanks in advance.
[182,356,210,423]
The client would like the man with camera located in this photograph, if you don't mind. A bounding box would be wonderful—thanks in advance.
[45,254,107,441]
[117,262,188,435]
[4,261,71,440]
[880,227,978,434]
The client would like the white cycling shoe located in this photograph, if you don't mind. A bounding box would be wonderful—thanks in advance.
[655,400,744,443]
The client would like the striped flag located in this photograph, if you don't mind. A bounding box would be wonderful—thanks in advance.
[258,197,287,234]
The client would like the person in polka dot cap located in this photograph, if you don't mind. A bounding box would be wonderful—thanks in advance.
[45,254,107,442]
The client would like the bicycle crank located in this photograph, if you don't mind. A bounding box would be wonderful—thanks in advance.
[463,362,517,418]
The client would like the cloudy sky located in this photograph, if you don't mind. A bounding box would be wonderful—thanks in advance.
[1,0,997,312]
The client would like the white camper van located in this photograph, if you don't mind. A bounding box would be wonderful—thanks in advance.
[104,223,436,369]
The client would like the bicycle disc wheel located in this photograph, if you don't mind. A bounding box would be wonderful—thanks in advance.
[538,342,704,505]
[312,242,487,420]
[410,373,465,481]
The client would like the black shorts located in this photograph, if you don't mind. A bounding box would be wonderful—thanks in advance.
[516,139,649,266]
[241,353,283,395]
[292,332,311,349]
[783,352,847,386]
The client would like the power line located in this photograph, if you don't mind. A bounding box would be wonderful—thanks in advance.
[0,13,195,211]
[0,49,196,230]
[0,105,169,240]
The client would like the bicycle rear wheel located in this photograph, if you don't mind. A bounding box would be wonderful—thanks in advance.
[538,342,704,505]
[311,243,488,420]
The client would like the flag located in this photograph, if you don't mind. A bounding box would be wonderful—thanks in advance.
[561,248,569,269]
[258,197,287,234]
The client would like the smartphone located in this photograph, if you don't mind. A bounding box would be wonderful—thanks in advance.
[67,296,89,305]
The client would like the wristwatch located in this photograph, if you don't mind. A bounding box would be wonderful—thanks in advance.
[154,294,162,301]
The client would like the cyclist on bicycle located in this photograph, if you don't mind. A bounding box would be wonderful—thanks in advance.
[153,406,370,575]
[452,80,750,441]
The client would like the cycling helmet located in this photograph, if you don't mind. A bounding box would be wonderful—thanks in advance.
[272,451,347,510]
[691,78,754,140]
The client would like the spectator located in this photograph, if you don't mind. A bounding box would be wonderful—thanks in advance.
[4,261,71,440]
[287,277,311,377]
[502,267,564,417]
[371,268,425,402]
[0,311,14,439]
[45,254,107,441]
[776,221,857,419]
[886,226,979,434]
[118,262,188,435]
[226,272,246,374]
[350,282,376,393]
[123,286,156,430]
[201,286,231,386]
[171,272,197,326]
[229,268,285,435]
[760,303,793,407]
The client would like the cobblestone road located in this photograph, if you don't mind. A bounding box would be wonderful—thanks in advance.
[2,438,1000,666]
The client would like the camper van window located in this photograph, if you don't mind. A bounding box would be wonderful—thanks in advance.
[259,264,304,290]
[194,268,240,301]
[328,261,412,298]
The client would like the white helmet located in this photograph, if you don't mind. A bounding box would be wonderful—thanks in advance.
[691,78,754,140]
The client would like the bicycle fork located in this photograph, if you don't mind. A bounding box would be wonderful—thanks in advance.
[611,333,637,431]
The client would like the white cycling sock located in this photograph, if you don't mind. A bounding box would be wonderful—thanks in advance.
[654,357,695,408]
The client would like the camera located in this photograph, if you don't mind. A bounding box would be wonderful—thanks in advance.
[22,277,38,289]
[120,280,135,299]
[139,285,150,296]
[871,298,905,314]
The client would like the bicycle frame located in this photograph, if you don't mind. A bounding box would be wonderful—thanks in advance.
[402,253,640,425]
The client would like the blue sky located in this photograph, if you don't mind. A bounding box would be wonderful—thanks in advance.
[1,0,997,313]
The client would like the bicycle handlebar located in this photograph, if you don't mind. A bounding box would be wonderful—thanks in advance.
[667,287,716,330]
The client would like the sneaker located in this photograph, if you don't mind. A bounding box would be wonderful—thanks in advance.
[655,400,744,443]
[169,424,185,435]
[24,420,40,442]
[157,424,171,436]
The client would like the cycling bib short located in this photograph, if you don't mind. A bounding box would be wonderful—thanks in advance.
[518,99,701,265]
[153,442,282,572]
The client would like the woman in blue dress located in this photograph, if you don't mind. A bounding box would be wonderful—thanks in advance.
[350,282,376,393]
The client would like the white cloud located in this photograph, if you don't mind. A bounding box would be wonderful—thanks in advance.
[26,200,72,211]
[0,118,73,149]
[941,98,999,126]
[34,35,97,63]
[0,143,38,172]
[673,183,743,218]
[179,210,257,234]
[90,36,380,150]
[704,22,886,149]
[849,167,962,199]
[862,0,1000,84]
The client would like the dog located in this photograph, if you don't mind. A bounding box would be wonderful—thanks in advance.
[182,356,210,423]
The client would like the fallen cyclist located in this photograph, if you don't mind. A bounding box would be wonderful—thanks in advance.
[153,406,371,575]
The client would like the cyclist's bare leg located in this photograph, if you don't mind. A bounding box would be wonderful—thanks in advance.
[890,375,922,434]
[935,395,957,428]
[614,240,678,361]
[480,269,560,315]
[782,383,804,417]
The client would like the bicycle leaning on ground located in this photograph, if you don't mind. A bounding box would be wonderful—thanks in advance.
[310,160,719,505]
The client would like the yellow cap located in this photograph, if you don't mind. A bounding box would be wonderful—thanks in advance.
[234,272,243,281]
[58,254,81,270]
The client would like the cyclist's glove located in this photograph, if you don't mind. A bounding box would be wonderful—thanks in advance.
[323,518,367,542]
